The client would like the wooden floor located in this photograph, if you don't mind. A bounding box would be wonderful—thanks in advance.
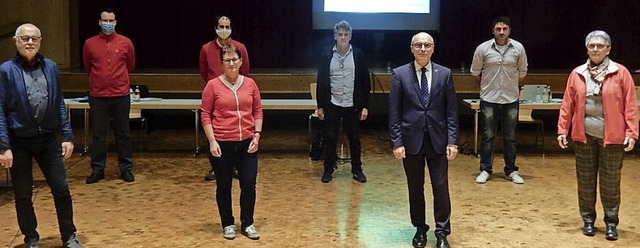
[1,125,639,248]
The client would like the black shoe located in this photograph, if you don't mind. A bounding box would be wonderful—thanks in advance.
[25,237,39,248]
[232,169,239,180]
[64,233,85,248]
[605,226,618,241]
[412,229,427,248]
[436,236,450,248]
[321,170,333,183]
[121,170,135,182]
[85,172,104,184]
[204,169,216,181]
[352,170,367,183]
[582,222,596,236]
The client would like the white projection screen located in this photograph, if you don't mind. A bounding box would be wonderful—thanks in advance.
[312,0,440,30]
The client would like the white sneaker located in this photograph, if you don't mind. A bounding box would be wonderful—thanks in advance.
[242,225,260,240]
[223,225,236,240]
[507,171,525,184]
[475,171,490,184]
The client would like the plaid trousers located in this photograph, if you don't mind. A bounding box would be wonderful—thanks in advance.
[574,135,624,226]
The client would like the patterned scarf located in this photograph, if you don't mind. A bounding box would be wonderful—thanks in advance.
[588,57,610,83]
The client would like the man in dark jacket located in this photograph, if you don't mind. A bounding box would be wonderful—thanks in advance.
[315,20,370,183]
[0,23,84,248]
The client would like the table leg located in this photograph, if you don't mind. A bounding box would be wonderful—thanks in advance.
[193,109,200,157]
[474,109,479,155]
[337,118,350,163]
[80,108,90,156]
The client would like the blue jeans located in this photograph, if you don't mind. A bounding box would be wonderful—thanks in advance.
[479,100,519,175]
[10,133,77,243]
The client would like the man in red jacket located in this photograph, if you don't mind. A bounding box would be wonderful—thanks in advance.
[199,15,250,181]
[83,8,136,184]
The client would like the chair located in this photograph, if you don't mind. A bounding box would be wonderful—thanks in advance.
[309,82,349,162]
[308,83,319,143]
[3,168,10,187]
[519,86,545,155]
[130,85,153,146]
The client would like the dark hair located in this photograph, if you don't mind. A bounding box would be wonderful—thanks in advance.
[219,44,242,62]
[215,15,232,28]
[492,16,510,28]
[99,8,116,19]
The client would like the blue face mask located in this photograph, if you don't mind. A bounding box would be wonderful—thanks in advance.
[101,23,115,34]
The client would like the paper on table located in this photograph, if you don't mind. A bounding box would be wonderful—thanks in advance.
[140,97,163,101]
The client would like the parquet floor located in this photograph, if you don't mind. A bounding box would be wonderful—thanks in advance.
[0,123,639,248]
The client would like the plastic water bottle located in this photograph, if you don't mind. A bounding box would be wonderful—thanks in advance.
[134,86,141,102]
[535,86,542,103]
[542,86,550,103]
[129,88,134,103]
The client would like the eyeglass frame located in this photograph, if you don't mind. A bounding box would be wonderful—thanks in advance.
[17,36,42,43]
[587,43,609,51]
[412,42,434,49]
[222,57,241,64]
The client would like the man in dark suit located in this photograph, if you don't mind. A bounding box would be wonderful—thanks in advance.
[388,32,459,248]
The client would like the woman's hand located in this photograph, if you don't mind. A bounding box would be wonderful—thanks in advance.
[557,135,568,149]
[624,136,635,152]
[248,133,260,153]
[209,140,221,157]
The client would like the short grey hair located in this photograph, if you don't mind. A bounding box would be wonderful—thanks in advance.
[333,20,352,34]
[585,30,611,47]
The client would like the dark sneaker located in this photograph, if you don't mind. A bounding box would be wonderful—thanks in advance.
[85,172,104,184]
[204,169,216,181]
[321,170,333,183]
[121,170,135,182]
[352,171,367,183]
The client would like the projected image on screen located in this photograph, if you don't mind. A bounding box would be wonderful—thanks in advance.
[313,0,440,30]
[324,0,429,14]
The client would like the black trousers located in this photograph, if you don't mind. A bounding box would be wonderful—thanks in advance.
[402,132,451,237]
[322,103,362,173]
[208,139,258,229]
[88,95,133,173]
[10,133,77,243]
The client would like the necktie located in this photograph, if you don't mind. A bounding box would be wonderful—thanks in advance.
[420,67,429,105]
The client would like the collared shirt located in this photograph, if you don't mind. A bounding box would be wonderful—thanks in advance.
[22,61,48,125]
[329,45,355,107]
[471,38,528,104]
[414,61,433,92]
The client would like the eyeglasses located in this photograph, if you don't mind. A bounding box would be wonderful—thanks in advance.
[222,58,241,64]
[587,43,608,51]
[412,42,433,49]
[218,25,230,29]
[18,36,41,43]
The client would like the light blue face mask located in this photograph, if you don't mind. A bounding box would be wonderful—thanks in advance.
[101,23,115,34]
